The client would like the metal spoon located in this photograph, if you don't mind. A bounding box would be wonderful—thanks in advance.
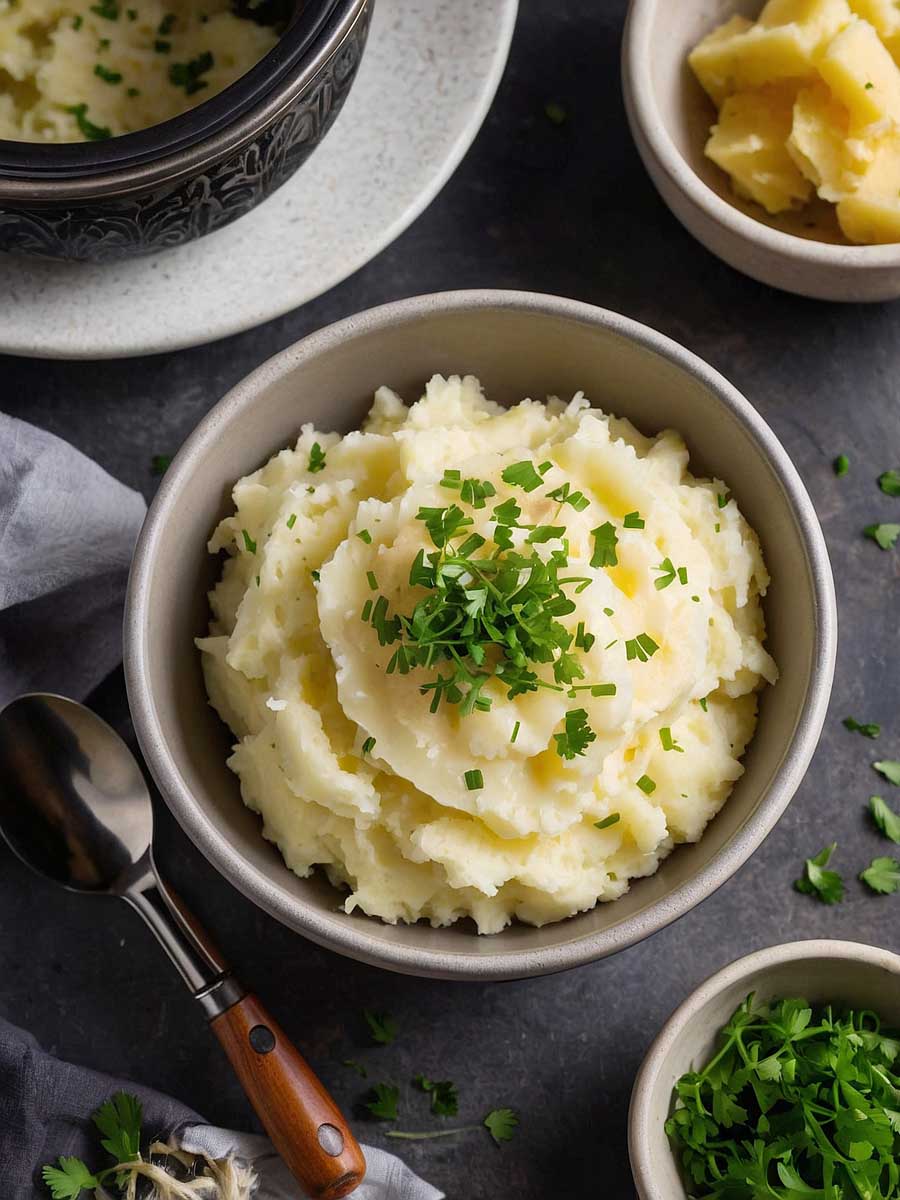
[0,692,365,1200]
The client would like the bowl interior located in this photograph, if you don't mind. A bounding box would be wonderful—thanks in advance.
[644,0,848,244]
[634,944,900,1200]
[129,297,832,978]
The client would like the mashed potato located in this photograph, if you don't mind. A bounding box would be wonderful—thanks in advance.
[198,376,777,934]
[0,0,279,142]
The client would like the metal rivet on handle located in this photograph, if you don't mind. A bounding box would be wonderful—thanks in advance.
[248,1024,276,1054]
[317,1123,345,1156]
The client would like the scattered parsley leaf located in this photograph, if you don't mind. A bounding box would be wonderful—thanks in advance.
[794,842,844,904]
[364,1010,398,1046]
[93,62,122,83]
[150,453,172,475]
[501,460,543,492]
[834,453,849,476]
[157,11,176,34]
[484,1108,518,1145]
[623,511,644,529]
[361,736,376,755]
[543,99,567,125]
[878,469,900,496]
[41,1159,100,1199]
[366,1083,399,1121]
[308,442,326,473]
[357,529,372,544]
[865,523,900,550]
[844,716,880,738]
[343,1059,368,1078]
[90,0,118,17]
[92,1092,142,1163]
[414,1076,459,1117]
[875,760,900,786]
[860,856,900,894]
[241,529,256,554]
[590,522,618,568]
[870,795,900,844]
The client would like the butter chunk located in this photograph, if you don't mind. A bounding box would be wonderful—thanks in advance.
[818,18,900,127]
[706,86,814,212]
[837,138,900,238]
[788,82,855,197]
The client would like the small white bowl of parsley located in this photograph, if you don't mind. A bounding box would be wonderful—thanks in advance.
[629,939,900,1200]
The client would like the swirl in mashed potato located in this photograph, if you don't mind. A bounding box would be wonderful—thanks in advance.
[198,375,777,934]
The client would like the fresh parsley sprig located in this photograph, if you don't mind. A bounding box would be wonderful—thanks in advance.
[42,1092,143,1199]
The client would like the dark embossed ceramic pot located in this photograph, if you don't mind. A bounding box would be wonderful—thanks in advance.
[0,0,370,262]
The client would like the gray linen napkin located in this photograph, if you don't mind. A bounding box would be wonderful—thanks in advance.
[0,413,147,705]
[0,418,442,1200]
[0,1018,442,1200]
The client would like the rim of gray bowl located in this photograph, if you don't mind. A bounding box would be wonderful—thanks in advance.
[628,939,900,1200]
[622,0,900,270]
[124,289,837,981]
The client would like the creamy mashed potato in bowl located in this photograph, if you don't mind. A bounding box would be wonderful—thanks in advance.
[197,375,777,935]
[125,292,835,978]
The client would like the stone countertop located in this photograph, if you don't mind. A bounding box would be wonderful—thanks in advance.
[2,2,900,1197]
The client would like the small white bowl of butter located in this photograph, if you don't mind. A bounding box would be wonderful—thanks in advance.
[623,0,900,300]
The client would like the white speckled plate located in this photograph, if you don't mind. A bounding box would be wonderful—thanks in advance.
[0,0,517,359]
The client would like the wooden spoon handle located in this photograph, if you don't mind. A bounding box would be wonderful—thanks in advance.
[210,993,365,1199]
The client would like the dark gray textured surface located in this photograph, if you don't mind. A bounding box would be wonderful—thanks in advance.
[2,3,900,1197]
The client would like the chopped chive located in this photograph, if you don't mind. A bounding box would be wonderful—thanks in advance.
[362,736,376,755]
[464,769,484,791]
[510,721,520,744]
[93,62,122,83]
[241,529,257,554]
[594,812,620,830]
[308,442,326,473]
[660,726,684,753]
[636,774,656,795]
[623,511,644,529]
[361,599,373,621]
[366,571,378,591]
[357,529,372,544]
[286,513,297,529]
[698,696,709,712]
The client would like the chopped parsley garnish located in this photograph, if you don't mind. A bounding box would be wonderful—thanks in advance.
[441,471,497,509]
[623,511,644,529]
[154,38,170,51]
[72,13,83,29]
[594,812,620,830]
[717,492,728,508]
[308,441,326,473]
[879,469,900,496]
[554,709,596,760]
[510,720,520,744]
[414,1076,459,1117]
[364,1009,397,1045]
[66,103,111,140]
[501,460,544,492]
[865,523,900,550]
[157,11,176,34]
[240,529,256,554]
[343,1059,367,1078]
[362,483,619,757]
[874,760,900,785]
[286,512,297,529]
[172,52,213,93]
[666,994,900,1200]
[93,63,122,83]
[833,453,849,476]
[311,569,320,582]
[126,6,136,17]
[362,736,376,755]
[659,726,684,753]
[366,570,378,591]
[870,795,900,843]
[636,774,656,795]
[546,481,589,511]
[625,633,659,662]
[97,36,110,47]
[150,453,171,474]
[698,696,709,712]
[365,1083,399,1120]
[860,856,900,894]
[464,768,484,790]
[794,842,844,904]
[843,715,880,738]
[90,0,118,17]
[590,522,618,568]
[357,528,372,543]
[126,86,139,96]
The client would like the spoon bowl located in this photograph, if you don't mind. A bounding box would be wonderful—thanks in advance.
[0,693,151,893]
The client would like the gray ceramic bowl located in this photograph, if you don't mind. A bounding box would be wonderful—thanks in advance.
[629,939,900,1200]
[124,290,836,981]
[623,0,900,301]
